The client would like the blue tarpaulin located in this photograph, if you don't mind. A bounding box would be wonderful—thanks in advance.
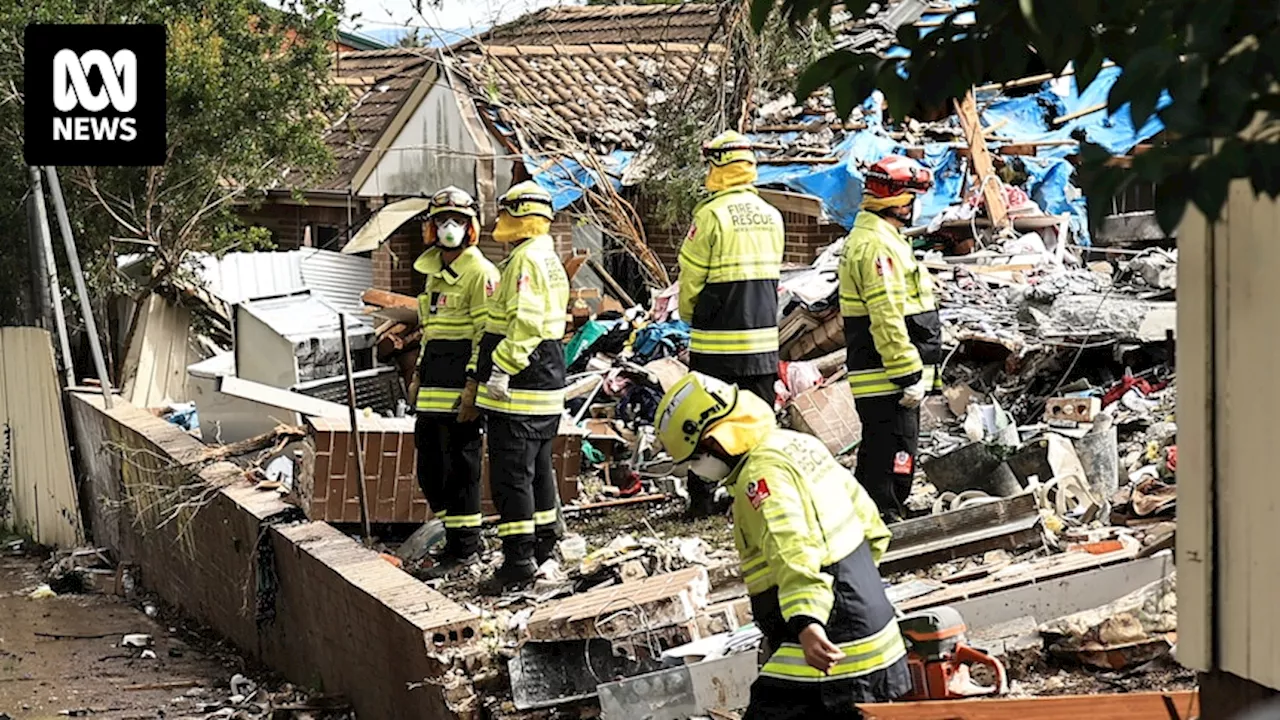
[501,58,1163,247]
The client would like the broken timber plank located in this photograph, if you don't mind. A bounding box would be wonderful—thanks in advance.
[360,288,417,310]
[857,690,1198,720]
[880,493,1042,574]
[954,91,1009,231]
[526,566,709,641]
[216,375,349,419]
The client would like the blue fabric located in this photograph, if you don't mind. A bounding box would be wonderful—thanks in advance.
[632,320,690,364]
[523,150,632,211]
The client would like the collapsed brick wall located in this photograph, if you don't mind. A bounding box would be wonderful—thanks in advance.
[68,393,478,720]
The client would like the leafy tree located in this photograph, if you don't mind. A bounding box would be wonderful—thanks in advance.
[749,0,1280,231]
[0,0,345,328]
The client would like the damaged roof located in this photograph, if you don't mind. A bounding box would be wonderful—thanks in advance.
[287,48,434,191]
[477,3,726,46]
[452,42,721,152]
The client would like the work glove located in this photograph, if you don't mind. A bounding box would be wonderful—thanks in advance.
[456,379,480,423]
[485,369,511,402]
[899,377,929,408]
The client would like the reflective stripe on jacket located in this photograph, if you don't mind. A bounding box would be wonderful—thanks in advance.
[728,428,905,690]
[678,187,784,377]
[414,246,499,414]
[476,235,569,417]
[839,211,942,398]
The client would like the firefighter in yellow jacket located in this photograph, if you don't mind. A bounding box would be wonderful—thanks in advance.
[678,130,784,517]
[410,187,500,578]
[475,181,570,594]
[655,373,910,719]
[840,155,942,523]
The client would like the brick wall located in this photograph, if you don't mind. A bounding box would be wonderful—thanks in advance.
[630,193,847,274]
[68,393,479,720]
[304,415,582,522]
[373,214,576,294]
[238,200,363,251]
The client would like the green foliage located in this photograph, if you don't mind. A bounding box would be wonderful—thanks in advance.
[640,8,831,228]
[0,0,345,319]
[751,0,1280,232]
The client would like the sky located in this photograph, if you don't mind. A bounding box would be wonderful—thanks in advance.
[345,0,569,41]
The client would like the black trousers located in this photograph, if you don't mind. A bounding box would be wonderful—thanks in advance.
[414,413,484,556]
[853,395,920,519]
[487,414,562,565]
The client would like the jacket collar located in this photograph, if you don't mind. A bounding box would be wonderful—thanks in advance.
[502,234,553,267]
[413,245,482,285]
[854,209,907,243]
[696,185,759,212]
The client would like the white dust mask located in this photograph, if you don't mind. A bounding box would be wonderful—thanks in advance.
[686,453,733,483]
[437,219,466,248]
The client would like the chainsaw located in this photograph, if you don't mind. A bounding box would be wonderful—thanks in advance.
[898,606,1008,701]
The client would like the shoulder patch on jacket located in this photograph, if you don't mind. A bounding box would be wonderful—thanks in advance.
[874,256,894,276]
[685,223,697,241]
[484,278,497,297]
[746,478,771,510]
[517,273,532,291]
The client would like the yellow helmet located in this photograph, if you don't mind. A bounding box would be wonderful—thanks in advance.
[655,373,739,463]
[702,130,756,167]
[427,186,478,219]
[499,181,554,220]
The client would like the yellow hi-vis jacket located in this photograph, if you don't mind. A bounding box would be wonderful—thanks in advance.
[678,186,784,378]
[728,428,906,686]
[475,234,570,417]
[413,246,499,414]
[838,211,943,399]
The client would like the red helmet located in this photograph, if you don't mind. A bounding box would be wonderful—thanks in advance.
[864,155,933,199]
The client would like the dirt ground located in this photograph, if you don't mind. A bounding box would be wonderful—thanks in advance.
[0,552,245,720]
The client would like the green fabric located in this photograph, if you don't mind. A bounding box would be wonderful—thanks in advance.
[565,321,609,366]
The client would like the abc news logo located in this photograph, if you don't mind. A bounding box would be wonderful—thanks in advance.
[25,24,166,166]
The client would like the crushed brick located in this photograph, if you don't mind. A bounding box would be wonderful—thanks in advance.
[526,566,709,641]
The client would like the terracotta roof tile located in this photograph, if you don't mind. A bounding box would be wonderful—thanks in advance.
[285,49,434,191]
[480,4,723,47]
[454,42,722,152]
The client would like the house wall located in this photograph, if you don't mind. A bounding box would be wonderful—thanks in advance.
[371,214,576,296]
[357,79,481,200]
[1177,180,1280,716]
[632,193,847,273]
[238,201,363,252]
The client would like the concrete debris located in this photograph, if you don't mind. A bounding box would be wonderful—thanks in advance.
[1039,574,1177,670]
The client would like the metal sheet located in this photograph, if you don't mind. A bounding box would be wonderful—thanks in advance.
[598,652,757,720]
[0,327,83,547]
[298,248,375,321]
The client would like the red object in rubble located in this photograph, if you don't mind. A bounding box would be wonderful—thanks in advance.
[1166,445,1177,473]
[1102,374,1155,408]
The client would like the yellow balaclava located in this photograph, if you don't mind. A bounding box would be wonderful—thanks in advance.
[703,130,758,193]
[860,193,915,213]
[703,390,775,459]
[494,181,554,244]
[706,161,759,193]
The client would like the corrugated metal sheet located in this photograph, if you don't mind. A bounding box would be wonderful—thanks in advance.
[0,327,83,547]
[192,251,304,305]
[187,250,372,325]
[299,248,375,319]
[120,294,207,408]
